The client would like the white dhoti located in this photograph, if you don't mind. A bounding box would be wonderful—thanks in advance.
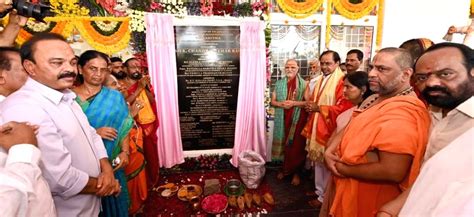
[314,161,330,202]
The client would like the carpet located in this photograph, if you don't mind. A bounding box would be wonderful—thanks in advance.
[142,170,274,216]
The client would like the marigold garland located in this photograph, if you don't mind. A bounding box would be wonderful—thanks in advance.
[15,20,74,45]
[74,18,130,55]
[333,0,379,20]
[276,0,323,19]
[375,0,384,50]
[325,0,332,49]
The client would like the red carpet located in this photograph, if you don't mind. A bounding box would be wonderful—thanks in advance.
[142,170,273,216]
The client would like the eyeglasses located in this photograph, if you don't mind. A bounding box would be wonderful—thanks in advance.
[413,71,456,82]
[87,66,110,74]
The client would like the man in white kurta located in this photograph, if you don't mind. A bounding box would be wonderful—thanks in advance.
[0,121,56,217]
[1,33,120,216]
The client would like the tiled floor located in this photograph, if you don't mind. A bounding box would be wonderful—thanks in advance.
[263,166,319,217]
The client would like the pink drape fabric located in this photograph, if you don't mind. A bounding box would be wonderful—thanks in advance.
[145,13,184,168]
[231,20,267,167]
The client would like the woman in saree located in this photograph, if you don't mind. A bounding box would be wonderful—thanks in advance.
[73,50,132,217]
[105,74,148,214]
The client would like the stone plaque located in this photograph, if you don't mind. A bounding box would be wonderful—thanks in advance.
[175,26,240,150]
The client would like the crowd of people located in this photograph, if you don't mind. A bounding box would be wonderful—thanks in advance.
[271,42,473,216]
[0,0,472,216]
[0,31,160,216]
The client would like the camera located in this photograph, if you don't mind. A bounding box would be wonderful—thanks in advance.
[0,0,53,22]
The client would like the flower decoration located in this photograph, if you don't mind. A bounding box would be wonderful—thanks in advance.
[131,32,146,53]
[129,0,151,11]
[50,0,90,16]
[200,0,213,16]
[212,2,233,16]
[113,0,129,16]
[74,18,130,55]
[96,0,117,15]
[91,20,121,36]
[133,52,148,69]
[251,1,267,17]
[162,2,187,18]
[186,2,201,16]
[232,2,252,17]
[127,9,146,32]
[25,20,55,33]
[149,1,163,12]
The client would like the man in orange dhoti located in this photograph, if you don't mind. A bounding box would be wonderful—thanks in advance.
[301,51,352,207]
[123,58,160,189]
[325,48,431,217]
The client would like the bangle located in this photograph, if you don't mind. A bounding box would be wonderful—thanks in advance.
[122,150,130,155]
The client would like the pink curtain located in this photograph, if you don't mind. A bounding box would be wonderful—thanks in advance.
[145,13,184,168]
[231,20,267,167]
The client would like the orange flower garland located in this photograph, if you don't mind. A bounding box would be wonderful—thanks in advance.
[15,21,74,45]
[333,0,379,20]
[276,0,324,19]
[74,18,130,54]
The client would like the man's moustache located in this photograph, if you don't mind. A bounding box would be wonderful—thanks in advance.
[423,86,450,95]
[57,72,77,80]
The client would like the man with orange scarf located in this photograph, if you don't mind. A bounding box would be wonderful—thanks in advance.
[301,50,352,207]
[123,58,160,189]
[325,48,431,217]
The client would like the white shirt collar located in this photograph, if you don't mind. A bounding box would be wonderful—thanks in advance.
[456,96,474,118]
[24,78,76,105]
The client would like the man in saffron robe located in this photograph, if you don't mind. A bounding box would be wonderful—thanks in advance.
[271,59,308,186]
[377,43,474,216]
[325,48,431,217]
[123,58,160,188]
[301,50,352,207]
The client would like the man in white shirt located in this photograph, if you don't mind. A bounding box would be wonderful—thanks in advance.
[378,42,474,216]
[0,121,56,217]
[1,33,120,216]
[0,47,54,216]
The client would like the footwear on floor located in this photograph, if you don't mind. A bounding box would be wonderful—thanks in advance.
[308,199,323,208]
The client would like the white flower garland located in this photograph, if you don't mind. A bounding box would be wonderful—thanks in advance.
[114,0,129,13]
[162,2,187,18]
[127,9,146,32]
[94,20,119,32]
[26,20,51,32]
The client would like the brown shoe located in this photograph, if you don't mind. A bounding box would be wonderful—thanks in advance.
[308,199,322,208]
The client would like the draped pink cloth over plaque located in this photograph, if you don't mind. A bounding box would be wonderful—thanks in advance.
[231,20,267,167]
[145,13,184,168]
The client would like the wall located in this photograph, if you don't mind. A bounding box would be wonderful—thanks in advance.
[381,0,471,48]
